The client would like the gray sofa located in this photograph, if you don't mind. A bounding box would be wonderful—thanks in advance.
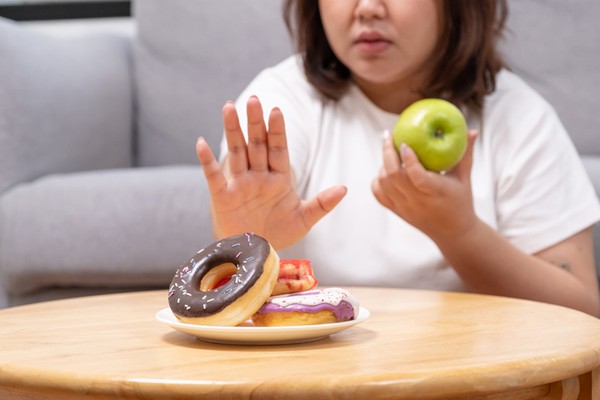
[0,0,598,308]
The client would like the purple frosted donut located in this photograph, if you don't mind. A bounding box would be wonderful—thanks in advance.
[251,287,359,326]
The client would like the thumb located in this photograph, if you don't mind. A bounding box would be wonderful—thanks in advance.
[453,129,478,180]
[302,185,347,229]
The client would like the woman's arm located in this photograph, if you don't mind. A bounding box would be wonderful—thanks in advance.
[373,133,600,316]
[437,219,600,316]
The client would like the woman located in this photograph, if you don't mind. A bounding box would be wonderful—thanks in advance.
[196,0,600,316]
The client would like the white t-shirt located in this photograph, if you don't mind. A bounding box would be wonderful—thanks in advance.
[221,56,600,291]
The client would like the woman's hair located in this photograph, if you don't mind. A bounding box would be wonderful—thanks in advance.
[283,0,508,113]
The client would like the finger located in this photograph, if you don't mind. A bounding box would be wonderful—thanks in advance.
[382,136,414,196]
[401,143,437,193]
[382,136,403,177]
[371,177,395,210]
[196,137,227,196]
[453,129,478,182]
[246,96,268,171]
[374,158,409,203]
[222,101,248,175]
[267,107,290,174]
[302,185,347,229]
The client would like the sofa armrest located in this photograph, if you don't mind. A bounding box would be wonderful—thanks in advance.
[0,166,212,298]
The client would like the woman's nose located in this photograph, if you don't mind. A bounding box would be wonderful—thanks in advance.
[354,0,386,20]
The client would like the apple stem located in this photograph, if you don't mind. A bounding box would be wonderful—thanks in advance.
[434,128,444,138]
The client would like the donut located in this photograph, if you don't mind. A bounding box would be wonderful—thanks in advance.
[251,287,359,327]
[168,233,280,326]
[272,259,318,295]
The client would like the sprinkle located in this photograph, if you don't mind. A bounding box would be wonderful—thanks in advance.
[242,265,247,272]
[177,298,181,303]
[185,305,191,310]
[235,252,242,259]
[225,288,232,293]
[232,243,240,247]
[202,295,207,300]
[207,298,214,303]
[244,256,254,262]
[185,292,192,296]
[203,304,207,310]
[217,242,222,247]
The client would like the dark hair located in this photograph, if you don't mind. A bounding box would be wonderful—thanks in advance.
[283,0,508,113]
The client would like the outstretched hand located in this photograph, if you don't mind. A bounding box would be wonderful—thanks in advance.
[196,96,347,249]
[372,130,479,242]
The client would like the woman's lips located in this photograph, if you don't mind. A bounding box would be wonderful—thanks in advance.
[354,31,392,54]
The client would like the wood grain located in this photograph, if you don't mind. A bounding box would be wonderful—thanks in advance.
[0,288,599,399]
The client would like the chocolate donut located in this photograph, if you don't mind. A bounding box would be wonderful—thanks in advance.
[168,233,280,326]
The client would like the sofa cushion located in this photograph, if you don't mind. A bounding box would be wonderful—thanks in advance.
[0,17,133,195]
[500,0,600,156]
[133,0,292,166]
[0,166,212,296]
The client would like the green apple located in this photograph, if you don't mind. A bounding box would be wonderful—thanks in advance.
[392,98,468,172]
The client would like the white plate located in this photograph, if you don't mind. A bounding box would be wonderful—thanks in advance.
[155,307,370,345]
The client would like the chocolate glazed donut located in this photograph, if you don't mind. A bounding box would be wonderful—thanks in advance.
[168,233,280,326]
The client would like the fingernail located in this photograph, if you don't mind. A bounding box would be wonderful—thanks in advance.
[382,129,390,139]
[400,143,409,156]
[400,143,409,168]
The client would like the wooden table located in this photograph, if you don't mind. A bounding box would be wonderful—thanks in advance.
[0,287,599,399]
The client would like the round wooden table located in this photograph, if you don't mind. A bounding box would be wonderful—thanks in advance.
[0,287,599,399]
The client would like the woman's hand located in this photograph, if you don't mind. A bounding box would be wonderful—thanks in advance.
[372,130,479,241]
[373,131,600,316]
[196,96,347,249]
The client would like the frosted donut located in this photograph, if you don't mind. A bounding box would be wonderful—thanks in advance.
[272,259,318,295]
[251,287,359,327]
[168,233,280,326]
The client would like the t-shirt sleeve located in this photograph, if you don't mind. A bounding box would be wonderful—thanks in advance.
[487,78,600,254]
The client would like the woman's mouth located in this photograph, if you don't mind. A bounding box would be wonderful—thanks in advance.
[354,31,392,54]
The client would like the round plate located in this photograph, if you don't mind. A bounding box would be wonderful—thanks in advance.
[155,307,370,345]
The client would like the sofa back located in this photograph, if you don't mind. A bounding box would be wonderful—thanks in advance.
[500,0,600,158]
[0,17,133,195]
[133,0,293,167]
